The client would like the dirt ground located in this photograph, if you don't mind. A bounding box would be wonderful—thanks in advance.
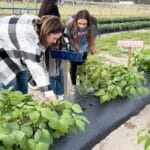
[92,104,150,150]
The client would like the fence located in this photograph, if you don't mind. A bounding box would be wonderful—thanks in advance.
[0,0,150,17]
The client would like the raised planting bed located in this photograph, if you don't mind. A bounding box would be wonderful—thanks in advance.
[52,75,150,150]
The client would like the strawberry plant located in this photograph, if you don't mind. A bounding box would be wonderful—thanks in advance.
[77,59,148,103]
[0,90,89,150]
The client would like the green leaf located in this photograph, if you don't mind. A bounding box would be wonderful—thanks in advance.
[29,111,40,123]
[0,93,8,102]
[129,87,137,96]
[0,146,6,150]
[75,119,85,131]
[16,102,25,108]
[137,87,149,95]
[40,129,53,145]
[100,94,109,103]
[55,101,73,111]
[58,119,68,133]
[145,137,150,150]
[0,131,25,147]
[39,123,46,129]
[95,89,105,96]
[0,127,10,134]
[21,126,33,137]
[34,129,53,146]
[119,80,127,87]
[27,102,36,106]
[23,105,34,110]
[12,109,22,118]
[48,117,60,130]
[28,139,36,150]
[137,136,146,144]
[146,145,150,150]
[41,108,59,121]
[101,69,107,77]
[71,104,82,113]
[52,131,62,139]
[61,110,74,125]
[107,85,115,91]
[79,116,90,124]
[11,131,25,144]
[9,92,24,105]
[0,134,14,146]
[0,101,4,109]
[34,129,41,143]
[36,142,49,150]
[7,122,19,131]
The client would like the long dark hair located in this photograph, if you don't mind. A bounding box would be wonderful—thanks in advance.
[38,0,60,18]
[67,10,97,48]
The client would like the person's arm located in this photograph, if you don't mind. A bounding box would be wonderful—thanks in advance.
[25,57,55,99]
[20,32,56,100]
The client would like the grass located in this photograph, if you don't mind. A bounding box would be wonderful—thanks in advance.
[96,29,150,56]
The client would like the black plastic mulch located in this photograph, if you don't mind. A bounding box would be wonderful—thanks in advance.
[52,75,150,150]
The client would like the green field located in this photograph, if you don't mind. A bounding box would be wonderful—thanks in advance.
[96,29,150,56]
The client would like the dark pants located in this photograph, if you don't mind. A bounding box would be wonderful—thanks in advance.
[15,70,28,94]
[49,68,64,95]
[0,71,28,94]
[70,52,87,85]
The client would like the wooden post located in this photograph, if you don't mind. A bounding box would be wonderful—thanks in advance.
[63,60,68,100]
[11,0,13,14]
[27,0,29,14]
[35,0,38,15]
[128,47,132,68]
[117,40,144,68]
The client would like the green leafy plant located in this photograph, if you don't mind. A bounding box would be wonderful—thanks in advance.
[0,90,89,150]
[77,59,148,103]
[132,50,150,72]
[137,128,150,150]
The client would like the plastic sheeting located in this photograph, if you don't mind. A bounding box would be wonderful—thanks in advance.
[52,77,150,150]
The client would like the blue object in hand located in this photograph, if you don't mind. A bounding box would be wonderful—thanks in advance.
[50,49,83,62]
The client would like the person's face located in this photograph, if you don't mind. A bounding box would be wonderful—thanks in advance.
[46,32,62,47]
[77,19,87,29]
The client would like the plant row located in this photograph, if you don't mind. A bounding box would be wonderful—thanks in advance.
[98,21,150,34]
[77,59,148,104]
[132,49,150,72]
[0,90,88,150]
[97,16,150,24]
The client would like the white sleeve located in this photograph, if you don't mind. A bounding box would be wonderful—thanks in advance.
[18,27,55,97]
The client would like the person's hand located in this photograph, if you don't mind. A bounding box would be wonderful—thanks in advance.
[44,90,56,102]
[91,51,95,55]
[89,49,95,55]
[78,49,83,54]
[46,95,57,102]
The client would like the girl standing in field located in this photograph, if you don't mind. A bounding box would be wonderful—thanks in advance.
[64,10,97,93]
